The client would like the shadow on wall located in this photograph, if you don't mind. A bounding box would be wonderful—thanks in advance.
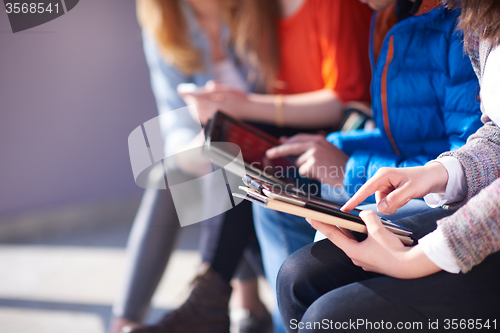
[0,0,157,217]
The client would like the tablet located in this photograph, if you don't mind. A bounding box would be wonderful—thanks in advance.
[205,111,297,183]
[234,185,415,245]
[241,174,413,237]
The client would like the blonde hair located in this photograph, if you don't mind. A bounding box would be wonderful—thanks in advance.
[231,0,280,92]
[137,0,280,91]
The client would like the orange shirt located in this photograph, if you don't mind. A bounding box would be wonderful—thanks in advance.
[276,0,373,103]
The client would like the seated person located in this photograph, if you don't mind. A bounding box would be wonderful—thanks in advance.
[252,0,483,322]
[177,1,374,332]
[277,2,500,328]
[113,1,270,333]
[126,1,373,333]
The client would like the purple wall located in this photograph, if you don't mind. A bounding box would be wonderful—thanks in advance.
[0,0,157,215]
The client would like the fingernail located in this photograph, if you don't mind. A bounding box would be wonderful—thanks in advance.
[378,201,388,212]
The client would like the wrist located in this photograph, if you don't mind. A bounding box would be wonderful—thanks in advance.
[240,93,254,117]
[425,162,449,195]
[243,93,260,115]
[400,245,441,279]
[246,93,276,123]
[220,92,251,119]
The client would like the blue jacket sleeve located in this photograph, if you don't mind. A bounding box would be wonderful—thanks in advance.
[344,150,435,199]
[329,29,481,200]
[329,130,434,199]
[142,31,202,158]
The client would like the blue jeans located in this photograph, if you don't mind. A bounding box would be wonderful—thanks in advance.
[276,208,499,333]
[253,205,317,333]
[254,196,436,333]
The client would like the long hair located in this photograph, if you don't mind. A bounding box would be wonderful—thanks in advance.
[230,0,281,92]
[445,0,500,47]
[137,0,236,75]
[137,0,280,91]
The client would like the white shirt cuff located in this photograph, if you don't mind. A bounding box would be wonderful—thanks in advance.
[481,44,500,126]
[424,157,467,208]
[419,226,461,274]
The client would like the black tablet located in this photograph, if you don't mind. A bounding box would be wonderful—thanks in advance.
[241,174,413,237]
[205,111,297,183]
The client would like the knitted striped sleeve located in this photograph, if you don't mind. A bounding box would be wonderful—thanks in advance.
[439,116,500,206]
[437,179,500,272]
[434,37,500,273]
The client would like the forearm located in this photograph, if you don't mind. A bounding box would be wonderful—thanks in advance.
[440,120,500,203]
[310,212,442,280]
[423,157,466,207]
[396,245,442,279]
[438,179,500,273]
[242,89,343,128]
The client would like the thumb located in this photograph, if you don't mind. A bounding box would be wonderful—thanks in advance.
[359,210,389,240]
[378,184,414,214]
[377,198,389,213]
[205,80,216,90]
[206,80,228,91]
[178,92,191,98]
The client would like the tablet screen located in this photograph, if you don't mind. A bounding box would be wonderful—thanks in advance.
[208,112,297,181]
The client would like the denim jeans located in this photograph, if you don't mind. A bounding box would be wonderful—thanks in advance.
[277,234,500,333]
[254,194,441,333]
[253,205,317,333]
[276,207,456,331]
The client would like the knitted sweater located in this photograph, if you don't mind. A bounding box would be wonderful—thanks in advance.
[436,39,500,273]
[438,179,500,272]
[440,116,500,203]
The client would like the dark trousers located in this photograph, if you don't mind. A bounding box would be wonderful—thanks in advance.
[200,199,264,283]
[277,212,500,332]
[114,189,262,322]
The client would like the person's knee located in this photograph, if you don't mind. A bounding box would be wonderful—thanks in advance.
[277,240,351,307]
[277,248,308,304]
[277,243,320,318]
[277,249,312,333]
[298,287,363,333]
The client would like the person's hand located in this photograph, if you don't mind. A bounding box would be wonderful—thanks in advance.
[179,81,249,124]
[341,163,449,214]
[265,134,348,187]
[307,211,441,279]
